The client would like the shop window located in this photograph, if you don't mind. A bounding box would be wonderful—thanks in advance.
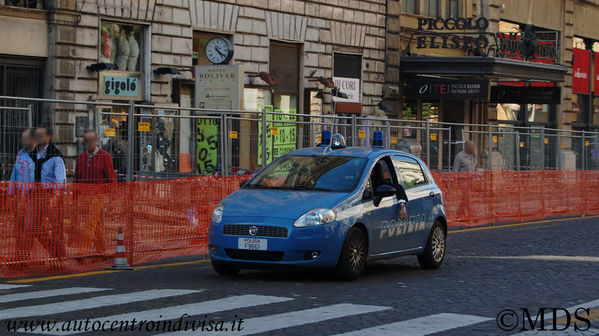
[573,94,590,125]
[100,21,144,72]
[424,0,440,18]
[422,102,439,122]
[526,104,550,123]
[592,97,599,126]
[496,103,519,122]
[402,0,418,14]
[446,0,460,17]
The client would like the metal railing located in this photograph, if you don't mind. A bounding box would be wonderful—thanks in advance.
[1,95,598,181]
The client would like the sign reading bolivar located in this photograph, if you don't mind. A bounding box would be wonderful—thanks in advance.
[194,65,243,175]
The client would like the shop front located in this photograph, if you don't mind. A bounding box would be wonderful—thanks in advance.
[399,17,567,169]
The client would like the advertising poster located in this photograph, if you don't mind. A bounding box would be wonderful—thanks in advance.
[257,106,297,165]
[194,65,242,174]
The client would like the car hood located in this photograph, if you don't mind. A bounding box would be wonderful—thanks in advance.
[221,189,348,220]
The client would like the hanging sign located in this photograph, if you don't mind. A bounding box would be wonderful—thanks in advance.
[572,48,591,94]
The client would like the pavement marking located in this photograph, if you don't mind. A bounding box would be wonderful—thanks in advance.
[0,289,199,320]
[6,260,210,284]
[30,294,292,335]
[0,284,31,291]
[459,255,599,262]
[0,287,110,304]
[330,313,492,336]
[448,215,599,234]
[157,303,391,336]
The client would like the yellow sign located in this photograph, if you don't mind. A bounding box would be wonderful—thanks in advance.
[104,128,116,137]
[585,140,590,147]
[544,137,549,144]
[493,135,498,143]
[519,142,525,148]
[358,130,366,138]
[138,122,150,132]
[270,127,278,135]
[317,136,322,143]
[391,137,398,144]
[430,133,437,141]
[229,130,238,139]
[561,143,566,149]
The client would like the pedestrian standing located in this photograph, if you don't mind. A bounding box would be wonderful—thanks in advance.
[452,140,478,172]
[8,128,36,269]
[74,130,117,183]
[32,126,66,266]
[73,130,116,255]
[451,140,477,224]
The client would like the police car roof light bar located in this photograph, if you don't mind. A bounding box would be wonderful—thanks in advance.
[373,131,384,148]
[321,130,332,147]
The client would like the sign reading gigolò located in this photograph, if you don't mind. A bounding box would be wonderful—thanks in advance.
[194,65,243,174]
[257,106,297,165]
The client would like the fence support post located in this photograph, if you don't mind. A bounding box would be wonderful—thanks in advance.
[540,128,545,170]
[426,119,431,167]
[261,108,267,167]
[487,125,493,170]
[582,130,586,170]
[516,131,521,171]
[351,115,357,147]
[221,114,228,176]
[447,127,452,171]
[27,104,33,128]
[126,100,135,182]
[385,121,391,148]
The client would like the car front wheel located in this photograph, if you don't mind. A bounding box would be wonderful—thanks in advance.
[211,260,241,276]
[417,221,446,269]
[336,226,368,280]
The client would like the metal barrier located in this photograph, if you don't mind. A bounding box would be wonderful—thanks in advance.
[1,95,599,181]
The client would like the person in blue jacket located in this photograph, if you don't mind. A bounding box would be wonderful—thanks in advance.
[32,126,67,264]
[9,128,36,194]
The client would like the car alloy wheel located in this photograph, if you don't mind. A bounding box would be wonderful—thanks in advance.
[348,233,366,273]
[431,226,445,263]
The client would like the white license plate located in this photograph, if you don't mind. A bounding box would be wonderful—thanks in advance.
[238,238,268,250]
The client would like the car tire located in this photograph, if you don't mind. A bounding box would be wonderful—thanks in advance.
[417,221,446,269]
[335,226,368,280]
[211,260,241,276]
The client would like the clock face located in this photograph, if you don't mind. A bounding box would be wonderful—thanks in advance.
[205,37,233,64]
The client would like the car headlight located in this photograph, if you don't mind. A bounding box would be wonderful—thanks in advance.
[212,204,224,224]
[294,208,336,227]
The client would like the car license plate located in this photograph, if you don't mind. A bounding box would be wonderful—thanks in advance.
[238,238,268,250]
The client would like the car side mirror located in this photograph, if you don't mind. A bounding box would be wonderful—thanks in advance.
[373,184,396,207]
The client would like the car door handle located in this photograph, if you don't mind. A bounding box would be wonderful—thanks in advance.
[429,191,436,198]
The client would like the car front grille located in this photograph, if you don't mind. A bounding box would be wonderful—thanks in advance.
[223,224,288,238]
[225,249,284,262]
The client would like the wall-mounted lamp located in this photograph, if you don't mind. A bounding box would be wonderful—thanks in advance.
[247,72,277,86]
[331,87,349,99]
[308,76,335,88]
[86,63,116,72]
[153,67,181,75]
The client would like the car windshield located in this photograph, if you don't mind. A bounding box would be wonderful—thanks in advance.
[246,155,367,192]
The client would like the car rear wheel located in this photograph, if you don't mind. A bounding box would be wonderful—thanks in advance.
[417,221,446,269]
[336,226,367,280]
[211,260,241,276]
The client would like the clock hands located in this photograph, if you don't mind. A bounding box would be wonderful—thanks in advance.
[214,47,225,58]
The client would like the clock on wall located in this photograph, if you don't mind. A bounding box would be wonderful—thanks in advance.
[205,37,234,65]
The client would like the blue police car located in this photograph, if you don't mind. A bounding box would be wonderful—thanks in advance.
[208,133,447,280]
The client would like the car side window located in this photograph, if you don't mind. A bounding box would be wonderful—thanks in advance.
[363,158,395,201]
[393,156,427,188]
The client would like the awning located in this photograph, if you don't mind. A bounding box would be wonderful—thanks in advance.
[400,56,568,82]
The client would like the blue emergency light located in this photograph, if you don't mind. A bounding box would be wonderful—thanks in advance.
[373,131,384,148]
[320,130,332,147]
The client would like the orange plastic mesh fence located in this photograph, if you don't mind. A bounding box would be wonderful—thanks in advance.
[1,171,597,278]
[0,176,245,278]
